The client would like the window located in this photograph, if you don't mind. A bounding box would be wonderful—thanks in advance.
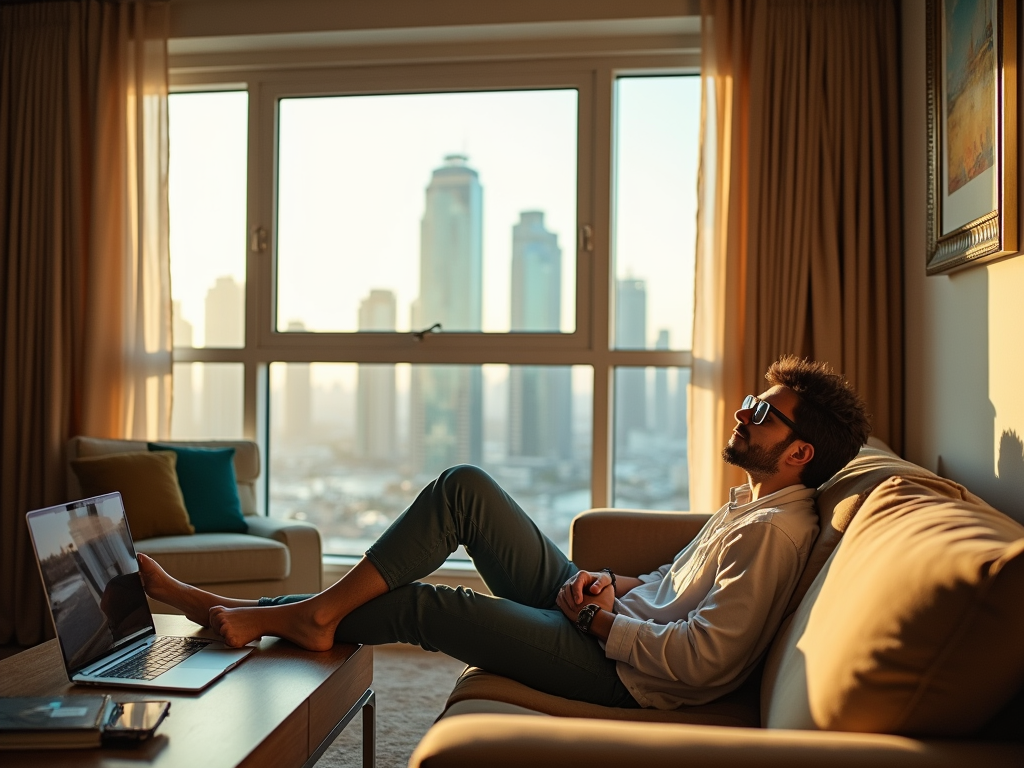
[610,76,700,510]
[168,91,247,350]
[268,363,591,554]
[275,90,578,334]
[169,43,699,558]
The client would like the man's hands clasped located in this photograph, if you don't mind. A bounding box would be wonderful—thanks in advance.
[555,569,615,624]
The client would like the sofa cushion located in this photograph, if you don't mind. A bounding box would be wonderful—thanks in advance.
[763,474,1024,736]
[136,533,289,584]
[70,451,195,540]
[148,443,247,534]
[69,437,261,516]
[444,667,761,727]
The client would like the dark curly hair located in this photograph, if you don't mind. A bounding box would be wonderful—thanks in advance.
[765,356,871,488]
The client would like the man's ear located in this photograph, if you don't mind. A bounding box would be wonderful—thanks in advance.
[787,441,814,467]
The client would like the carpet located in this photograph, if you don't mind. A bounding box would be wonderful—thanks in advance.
[314,644,469,768]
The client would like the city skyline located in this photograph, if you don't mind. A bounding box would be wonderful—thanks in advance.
[165,80,697,553]
[171,259,689,555]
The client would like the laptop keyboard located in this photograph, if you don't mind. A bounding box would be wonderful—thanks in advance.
[102,636,213,680]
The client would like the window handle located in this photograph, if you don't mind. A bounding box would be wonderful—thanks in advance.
[412,323,442,341]
[250,226,268,253]
[581,224,593,253]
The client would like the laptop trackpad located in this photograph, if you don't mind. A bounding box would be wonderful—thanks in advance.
[179,645,253,669]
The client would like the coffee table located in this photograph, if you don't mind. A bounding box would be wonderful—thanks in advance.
[0,614,375,768]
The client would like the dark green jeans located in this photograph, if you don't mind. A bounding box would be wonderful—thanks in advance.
[260,464,637,707]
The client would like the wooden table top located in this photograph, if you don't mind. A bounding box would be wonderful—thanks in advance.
[0,614,373,768]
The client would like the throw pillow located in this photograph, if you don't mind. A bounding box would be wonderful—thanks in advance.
[147,443,247,534]
[765,474,1024,736]
[70,451,195,540]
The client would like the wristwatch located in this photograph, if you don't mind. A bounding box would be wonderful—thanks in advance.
[575,603,601,634]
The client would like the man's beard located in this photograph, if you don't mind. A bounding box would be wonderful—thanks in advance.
[722,434,794,478]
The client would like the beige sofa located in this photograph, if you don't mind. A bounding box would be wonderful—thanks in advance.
[67,437,322,613]
[411,444,1024,767]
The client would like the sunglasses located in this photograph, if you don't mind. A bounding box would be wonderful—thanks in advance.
[741,395,804,439]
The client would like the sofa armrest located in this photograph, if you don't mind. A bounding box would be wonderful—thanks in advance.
[410,716,1024,768]
[243,516,322,592]
[569,509,711,576]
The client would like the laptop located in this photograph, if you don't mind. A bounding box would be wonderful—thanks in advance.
[26,492,253,691]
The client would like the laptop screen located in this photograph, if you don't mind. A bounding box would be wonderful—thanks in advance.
[27,493,155,673]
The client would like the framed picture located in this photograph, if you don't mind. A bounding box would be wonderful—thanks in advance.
[926,0,1017,274]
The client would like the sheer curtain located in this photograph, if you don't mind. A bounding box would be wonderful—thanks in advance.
[690,0,902,513]
[0,0,171,646]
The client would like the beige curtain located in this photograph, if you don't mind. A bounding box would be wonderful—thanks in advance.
[690,0,902,513]
[0,0,171,646]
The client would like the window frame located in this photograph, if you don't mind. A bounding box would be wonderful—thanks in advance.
[169,44,698,514]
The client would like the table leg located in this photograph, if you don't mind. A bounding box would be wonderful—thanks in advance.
[303,687,376,768]
[362,690,376,768]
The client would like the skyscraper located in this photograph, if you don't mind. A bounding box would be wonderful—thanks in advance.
[616,278,648,450]
[416,154,483,332]
[356,290,397,460]
[508,211,571,461]
[171,301,197,438]
[205,275,244,347]
[410,154,484,475]
[203,276,244,437]
[654,329,670,437]
[284,320,311,444]
[510,211,560,332]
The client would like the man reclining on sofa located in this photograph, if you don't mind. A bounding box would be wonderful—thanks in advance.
[139,356,870,710]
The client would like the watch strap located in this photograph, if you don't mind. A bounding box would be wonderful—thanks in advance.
[575,603,600,634]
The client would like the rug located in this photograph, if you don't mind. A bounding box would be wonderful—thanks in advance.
[314,644,468,768]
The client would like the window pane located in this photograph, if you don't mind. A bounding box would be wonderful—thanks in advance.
[169,91,248,349]
[275,90,577,335]
[268,363,592,555]
[613,367,689,510]
[613,76,699,351]
[170,362,244,439]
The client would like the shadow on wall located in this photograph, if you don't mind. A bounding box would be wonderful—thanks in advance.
[947,422,1024,528]
[993,430,1024,522]
[927,258,1024,526]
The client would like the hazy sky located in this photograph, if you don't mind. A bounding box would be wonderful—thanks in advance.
[168,76,700,353]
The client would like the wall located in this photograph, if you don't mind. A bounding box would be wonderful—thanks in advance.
[902,3,1024,523]
[168,0,697,41]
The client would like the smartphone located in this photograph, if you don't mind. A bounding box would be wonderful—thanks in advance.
[102,701,171,742]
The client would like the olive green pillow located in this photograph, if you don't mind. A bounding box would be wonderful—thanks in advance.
[70,451,195,540]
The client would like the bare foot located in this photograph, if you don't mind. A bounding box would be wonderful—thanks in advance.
[209,599,339,651]
[137,553,251,626]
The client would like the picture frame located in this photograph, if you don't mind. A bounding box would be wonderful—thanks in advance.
[926,0,1017,275]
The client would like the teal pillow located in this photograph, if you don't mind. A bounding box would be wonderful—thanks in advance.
[147,443,247,534]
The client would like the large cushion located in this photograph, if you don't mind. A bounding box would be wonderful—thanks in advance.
[763,474,1024,736]
[148,442,247,534]
[785,443,938,615]
[70,451,195,540]
[136,533,289,584]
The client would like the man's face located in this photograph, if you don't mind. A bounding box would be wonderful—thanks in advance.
[721,386,801,479]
